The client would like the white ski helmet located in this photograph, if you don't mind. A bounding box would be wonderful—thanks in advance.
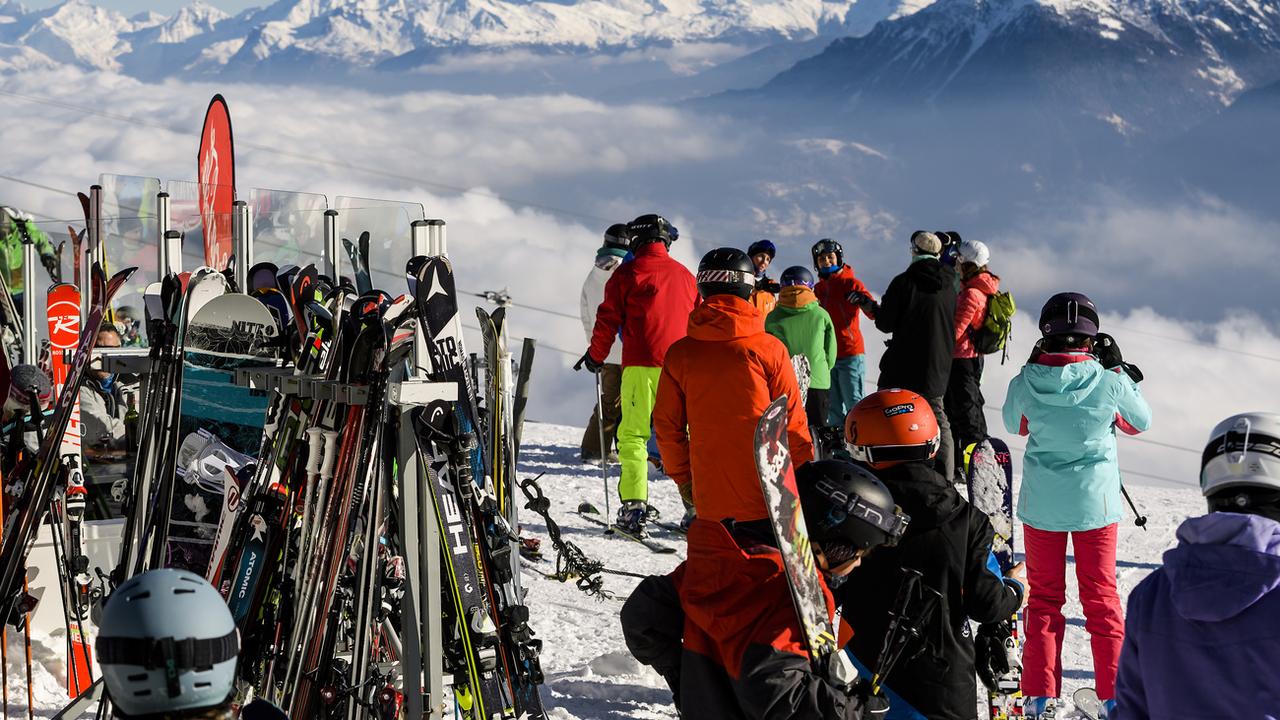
[957,239,990,267]
[1200,412,1280,501]
[97,569,239,716]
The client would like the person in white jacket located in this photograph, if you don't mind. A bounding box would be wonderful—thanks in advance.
[579,224,631,462]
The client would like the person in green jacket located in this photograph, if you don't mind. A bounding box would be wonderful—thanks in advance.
[1,205,60,306]
[765,266,837,428]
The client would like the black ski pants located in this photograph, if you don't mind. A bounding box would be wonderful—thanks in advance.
[945,356,987,478]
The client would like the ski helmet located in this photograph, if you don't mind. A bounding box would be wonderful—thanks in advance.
[603,223,632,253]
[957,239,990,267]
[909,231,942,256]
[796,460,909,554]
[844,389,940,469]
[627,214,678,249]
[780,265,815,289]
[697,248,756,301]
[811,238,843,271]
[748,239,777,260]
[1200,413,1280,515]
[97,569,239,716]
[5,364,52,416]
[1039,291,1099,338]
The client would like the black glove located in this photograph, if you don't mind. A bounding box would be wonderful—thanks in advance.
[1095,333,1143,383]
[574,352,604,374]
[1028,338,1045,365]
[852,679,890,717]
[762,280,781,294]
[974,620,1014,693]
[41,253,61,284]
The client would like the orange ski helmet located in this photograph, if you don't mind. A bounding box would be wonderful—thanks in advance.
[844,389,940,469]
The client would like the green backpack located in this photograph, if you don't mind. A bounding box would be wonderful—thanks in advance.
[970,290,1016,359]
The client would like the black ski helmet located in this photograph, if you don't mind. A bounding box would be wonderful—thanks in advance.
[627,214,678,250]
[796,460,908,554]
[780,265,815,288]
[811,238,843,270]
[603,223,632,252]
[697,247,756,300]
[1039,291,1099,339]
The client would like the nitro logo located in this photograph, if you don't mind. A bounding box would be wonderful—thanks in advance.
[231,319,274,338]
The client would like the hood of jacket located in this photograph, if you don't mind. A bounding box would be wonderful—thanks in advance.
[776,286,819,310]
[1020,355,1106,407]
[963,271,999,296]
[903,256,953,292]
[1163,512,1280,622]
[874,461,964,531]
[687,294,763,342]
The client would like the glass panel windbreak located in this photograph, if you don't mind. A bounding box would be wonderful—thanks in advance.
[247,188,327,273]
[333,196,423,296]
[167,179,236,274]
[100,174,162,342]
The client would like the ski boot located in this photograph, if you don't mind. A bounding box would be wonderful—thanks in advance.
[614,500,649,538]
[1024,696,1058,719]
[678,503,696,533]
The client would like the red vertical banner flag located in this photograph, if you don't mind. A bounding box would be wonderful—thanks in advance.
[197,94,236,272]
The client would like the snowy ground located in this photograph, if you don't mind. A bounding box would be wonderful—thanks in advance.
[7,421,1201,718]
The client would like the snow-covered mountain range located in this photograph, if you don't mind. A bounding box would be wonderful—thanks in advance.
[0,0,932,77]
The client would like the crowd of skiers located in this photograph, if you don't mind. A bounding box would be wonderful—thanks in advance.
[577,216,1280,719]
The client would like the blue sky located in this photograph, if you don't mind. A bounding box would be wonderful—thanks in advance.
[24,0,260,15]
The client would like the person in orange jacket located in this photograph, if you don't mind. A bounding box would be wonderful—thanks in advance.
[812,238,876,428]
[578,214,699,535]
[654,247,813,532]
[747,239,779,316]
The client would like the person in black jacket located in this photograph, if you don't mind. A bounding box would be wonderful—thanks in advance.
[622,459,910,719]
[866,231,959,481]
[838,389,1024,720]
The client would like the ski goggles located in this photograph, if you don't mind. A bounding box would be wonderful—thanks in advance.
[834,493,910,547]
[1201,421,1280,471]
[847,435,940,467]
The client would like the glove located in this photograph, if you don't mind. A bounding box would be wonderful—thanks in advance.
[974,620,1014,693]
[1028,339,1045,365]
[761,280,781,294]
[846,290,871,307]
[574,352,604,374]
[41,253,61,284]
[1095,333,1143,383]
[851,679,890,717]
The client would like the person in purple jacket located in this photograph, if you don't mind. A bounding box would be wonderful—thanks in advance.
[1113,411,1280,719]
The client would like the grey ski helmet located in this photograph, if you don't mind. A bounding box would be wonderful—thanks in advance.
[697,248,756,300]
[97,569,239,716]
[796,460,908,555]
[1201,413,1280,515]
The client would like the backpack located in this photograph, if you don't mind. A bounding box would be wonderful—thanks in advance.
[970,290,1016,360]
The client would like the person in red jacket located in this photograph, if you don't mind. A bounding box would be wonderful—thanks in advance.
[621,458,907,719]
[945,239,999,474]
[812,239,876,428]
[577,213,699,535]
[655,247,813,531]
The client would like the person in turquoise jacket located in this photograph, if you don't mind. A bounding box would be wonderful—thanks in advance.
[1002,292,1151,719]
[764,266,837,428]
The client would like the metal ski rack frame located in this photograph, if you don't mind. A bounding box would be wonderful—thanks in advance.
[21,240,37,364]
[232,200,251,291]
[323,209,340,280]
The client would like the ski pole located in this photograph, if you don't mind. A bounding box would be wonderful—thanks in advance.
[595,372,611,521]
[1121,483,1148,529]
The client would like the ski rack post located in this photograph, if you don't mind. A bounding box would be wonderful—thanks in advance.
[163,231,182,275]
[232,200,251,291]
[412,220,431,373]
[427,219,446,257]
[156,192,174,276]
[323,209,340,280]
[20,240,37,364]
[86,185,103,318]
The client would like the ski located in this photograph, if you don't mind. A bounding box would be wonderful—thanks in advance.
[967,437,1024,719]
[576,509,677,554]
[753,395,842,670]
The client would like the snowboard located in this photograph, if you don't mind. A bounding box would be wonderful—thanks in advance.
[164,292,278,575]
[753,395,842,670]
[1072,687,1105,720]
[791,354,811,405]
[966,437,1023,719]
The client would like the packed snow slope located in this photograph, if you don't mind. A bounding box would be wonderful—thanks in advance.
[1,420,1210,718]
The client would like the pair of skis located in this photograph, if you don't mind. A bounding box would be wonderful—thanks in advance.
[967,438,1024,719]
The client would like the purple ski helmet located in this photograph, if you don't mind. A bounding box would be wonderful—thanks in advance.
[1039,292,1099,338]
